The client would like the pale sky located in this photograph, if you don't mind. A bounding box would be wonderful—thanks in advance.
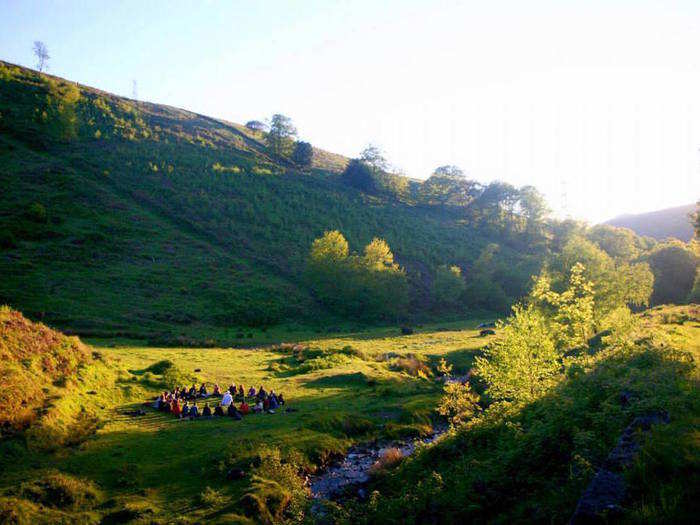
[2,0,699,223]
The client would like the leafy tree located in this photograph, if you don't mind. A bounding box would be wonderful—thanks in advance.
[245,120,268,132]
[359,144,388,171]
[473,181,520,228]
[33,41,49,72]
[463,243,510,313]
[437,382,481,427]
[309,230,348,263]
[644,240,699,305]
[419,165,481,207]
[306,231,408,320]
[475,305,559,404]
[555,236,653,317]
[433,265,465,307]
[689,268,700,303]
[586,224,640,261]
[291,141,313,168]
[530,262,595,348]
[266,114,296,157]
[340,159,375,193]
[517,185,549,233]
[363,238,395,269]
[694,201,700,238]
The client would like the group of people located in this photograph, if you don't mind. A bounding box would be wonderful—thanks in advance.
[152,382,286,421]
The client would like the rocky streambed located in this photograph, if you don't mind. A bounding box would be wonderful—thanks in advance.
[309,425,449,501]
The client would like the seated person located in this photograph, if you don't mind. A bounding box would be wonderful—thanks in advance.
[263,397,270,412]
[202,403,212,418]
[221,390,233,407]
[269,394,279,410]
[155,393,165,410]
[188,384,197,399]
[181,401,190,418]
[239,400,250,415]
[257,386,267,399]
[171,399,182,417]
[189,404,199,419]
[214,404,225,417]
[237,384,245,398]
[199,383,208,397]
[252,400,263,413]
[277,393,285,405]
[212,384,222,397]
[227,404,242,420]
[163,400,172,413]
[248,386,256,398]
[228,384,237,395]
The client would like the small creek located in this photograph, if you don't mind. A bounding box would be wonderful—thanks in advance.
[309,424,449,501]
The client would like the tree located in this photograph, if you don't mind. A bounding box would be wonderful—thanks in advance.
[267,114,297,157]
[363,238,395,270]
[341,159,375,193]
[433,265,465,307]
[586,225,640,261]
[309,230,349,264]
[554,236,653,318]
[694,201,700,239]
[530,262,595,349]
[33,41,49,72]
[644,240,699,305]
[437,382,481,427]
[306,231,408,320]
[419,165,482,207]
[291,141,313,168]
[517,185,549,231]
[245,120,268,132]
[359,144,388,171]
[474,305,559,404]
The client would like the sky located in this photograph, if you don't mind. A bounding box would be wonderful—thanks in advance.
[1,0,700,223]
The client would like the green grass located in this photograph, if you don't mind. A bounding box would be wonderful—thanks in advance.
[0,59,543,338]
[0,319,493,523]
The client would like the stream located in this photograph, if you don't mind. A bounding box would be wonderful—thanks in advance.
[309,424,449,501]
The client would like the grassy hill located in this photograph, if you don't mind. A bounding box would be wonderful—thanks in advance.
[605,203,697,241]
[0,60,544,340]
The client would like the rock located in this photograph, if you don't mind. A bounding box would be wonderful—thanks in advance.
[400,327,414,335]
[570,411,669,524]
[194,368,201,372]
[479,329,496,336]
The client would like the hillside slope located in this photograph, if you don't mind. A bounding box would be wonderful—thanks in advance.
[0,61,544,337]
[605,203,696,241]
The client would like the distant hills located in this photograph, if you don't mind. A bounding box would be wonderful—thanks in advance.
[604,203,696,241]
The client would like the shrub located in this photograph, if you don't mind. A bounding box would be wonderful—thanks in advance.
[198,486,229,508]
[19,471,100,510]
[437,382,481,426]
[369,448,404,475]
[392,356,432,378]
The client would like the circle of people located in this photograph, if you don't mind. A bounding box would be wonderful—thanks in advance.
[153,383,286,421]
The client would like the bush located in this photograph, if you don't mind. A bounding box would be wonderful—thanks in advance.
[198,486,229,508]
[392,356,432,378]
[19,471,100,510]
[369,448,404,475]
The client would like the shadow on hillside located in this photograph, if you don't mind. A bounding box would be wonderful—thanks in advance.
[362,340,698,524]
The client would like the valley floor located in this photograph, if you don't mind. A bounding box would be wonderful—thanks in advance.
[0,319,493,523]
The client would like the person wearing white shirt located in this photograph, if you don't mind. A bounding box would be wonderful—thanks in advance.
[221,391,233,407]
